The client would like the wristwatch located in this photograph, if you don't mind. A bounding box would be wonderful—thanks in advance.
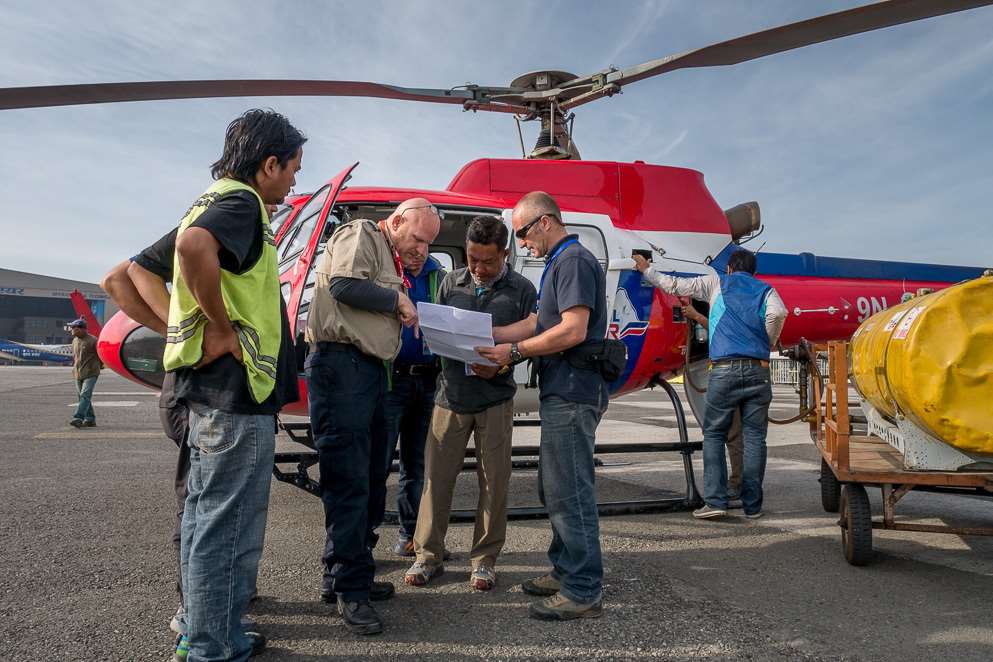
[510,343,524,363]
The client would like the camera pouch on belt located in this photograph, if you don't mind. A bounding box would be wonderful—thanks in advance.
[562,339,628,382]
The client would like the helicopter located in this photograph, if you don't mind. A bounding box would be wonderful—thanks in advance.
[1,0,989,436]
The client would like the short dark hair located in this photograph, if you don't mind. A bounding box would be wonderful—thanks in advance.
[727,248,757,274]
[210,109,307,183]
[466,216,509,249]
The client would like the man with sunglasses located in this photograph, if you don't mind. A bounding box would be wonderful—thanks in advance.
[305,198,440,635]
[477,191,608,622]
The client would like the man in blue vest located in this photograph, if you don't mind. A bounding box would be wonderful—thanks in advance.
[633,248,787,520]
[383,253,444,557]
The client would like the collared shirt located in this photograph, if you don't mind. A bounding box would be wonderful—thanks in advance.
[535,234,608,406]
[435,266,537,414]
[395,257,443,365]
[306,219,404,361]
[72,334,101,381]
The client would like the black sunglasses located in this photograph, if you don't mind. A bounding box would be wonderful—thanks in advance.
[515,213,546,240]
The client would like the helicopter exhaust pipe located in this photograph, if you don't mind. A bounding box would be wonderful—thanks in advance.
[724,201,761,242]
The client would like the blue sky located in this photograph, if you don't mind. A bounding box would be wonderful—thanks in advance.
[1,0,990,283]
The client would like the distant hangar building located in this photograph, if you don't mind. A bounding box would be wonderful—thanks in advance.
[0,268,117,344]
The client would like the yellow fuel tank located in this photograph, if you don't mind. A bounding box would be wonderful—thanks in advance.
[850,274,993,455]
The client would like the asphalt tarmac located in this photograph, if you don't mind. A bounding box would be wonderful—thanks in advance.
[1,366,991,661]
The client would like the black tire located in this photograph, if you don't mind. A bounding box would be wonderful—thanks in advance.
[820,458,841,513]
[840,484,873,566]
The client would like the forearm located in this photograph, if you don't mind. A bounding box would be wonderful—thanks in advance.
[517,320,585,358]
[177,242,227,323]
[329,277,398,313]
[644,268,716,301]
[493,314,537,343]
[127,262,170,326]
[102,261,167,336]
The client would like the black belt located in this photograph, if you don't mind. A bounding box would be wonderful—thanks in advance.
[311,341,354,352]
[710,358,770,368]
[393,362,438,377]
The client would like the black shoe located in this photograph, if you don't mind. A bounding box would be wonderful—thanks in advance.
[336,597,383,635]
[82,420,96,427]
[370,580,395,602]
[246,631,267,656]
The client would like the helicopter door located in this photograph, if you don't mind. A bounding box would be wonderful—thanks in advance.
[277,162,359,337]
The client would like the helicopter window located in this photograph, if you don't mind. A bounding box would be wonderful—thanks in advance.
[268,204,293,238]
[430,251,455,272]
[277,183,332,263]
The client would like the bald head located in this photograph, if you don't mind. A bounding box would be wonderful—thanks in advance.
[511,190,566,259]
[387,197,441,276]
[513,191,561,224]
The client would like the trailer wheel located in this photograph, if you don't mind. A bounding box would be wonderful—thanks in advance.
[820,458,841,513]
[839,484,873,566]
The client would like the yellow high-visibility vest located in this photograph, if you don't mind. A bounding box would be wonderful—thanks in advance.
[163,178,281,403]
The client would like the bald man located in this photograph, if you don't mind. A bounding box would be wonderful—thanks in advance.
[478,191,608,621]
[306,198,441,635]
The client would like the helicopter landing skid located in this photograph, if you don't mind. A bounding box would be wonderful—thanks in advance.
[273,379,703,521]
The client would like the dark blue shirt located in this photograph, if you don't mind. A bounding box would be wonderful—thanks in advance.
[395,257,443,365]
[535,235,608,406]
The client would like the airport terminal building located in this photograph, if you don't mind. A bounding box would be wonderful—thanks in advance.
[0,268,116,344]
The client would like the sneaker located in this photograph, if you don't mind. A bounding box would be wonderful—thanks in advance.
[337,597,383,635]
[169,604,184,634]
[82,420,96,427]
[528,593,603,621]
[69,418,83,428]
[693,504,727,519]
[727,498,743,510]
[403,561,444,587]
[470,565,496,591]
[521,573,560,597]
[745,511,764,520]
[393,538,415,557]
[172,634,189,661]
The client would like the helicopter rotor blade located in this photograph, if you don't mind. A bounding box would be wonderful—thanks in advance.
[0,79,528,113]
[560,0,993,110]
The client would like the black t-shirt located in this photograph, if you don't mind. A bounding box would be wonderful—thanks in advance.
[535,235,608,406]
[135,190,298,415]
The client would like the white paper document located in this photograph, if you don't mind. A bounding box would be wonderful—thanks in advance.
[416,302,496,366]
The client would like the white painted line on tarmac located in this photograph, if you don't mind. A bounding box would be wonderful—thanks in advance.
[94,391,158,396]
[66,401,139,407]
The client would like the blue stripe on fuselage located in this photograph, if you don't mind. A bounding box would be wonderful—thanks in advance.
[709,243,986,283]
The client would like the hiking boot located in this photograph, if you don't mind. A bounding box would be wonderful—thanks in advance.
[470,565,496,591]
[692,504,726,519]
[521,573,560,597]
[403,561,444,587]
[745,510,764,520]
[337,597,383,635]
[69,418,83,428]
[172,634,189,661]
[393,538,415,557]
[370,580,395,601]
[528,593,603,621]
[321,580,394,603]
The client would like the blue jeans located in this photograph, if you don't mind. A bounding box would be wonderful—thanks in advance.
[383,371,436,540]
[305,344,389,601]
[702,361,773,514]
[538,395,606,605]
[73,376,97,422]
[181,407,275,662]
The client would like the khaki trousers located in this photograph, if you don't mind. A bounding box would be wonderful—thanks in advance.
[412,400,514,569]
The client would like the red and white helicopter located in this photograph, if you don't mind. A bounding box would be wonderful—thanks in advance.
[1,0,988,451]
